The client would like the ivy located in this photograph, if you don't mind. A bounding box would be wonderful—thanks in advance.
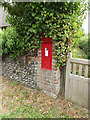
[2,2,88,68]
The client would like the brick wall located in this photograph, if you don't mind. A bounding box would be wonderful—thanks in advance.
[37,46,60,98]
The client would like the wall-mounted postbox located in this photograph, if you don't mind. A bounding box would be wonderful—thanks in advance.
[41,36,52,70]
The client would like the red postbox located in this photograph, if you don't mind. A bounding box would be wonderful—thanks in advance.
[41,36,52,70]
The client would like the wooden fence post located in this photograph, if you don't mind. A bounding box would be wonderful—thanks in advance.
[60,65,66,97]
[65,52,72,99]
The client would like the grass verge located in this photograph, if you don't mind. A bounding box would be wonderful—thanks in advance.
[1,77,88,119]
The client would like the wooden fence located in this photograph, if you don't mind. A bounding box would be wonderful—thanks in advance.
[65,52,90,109]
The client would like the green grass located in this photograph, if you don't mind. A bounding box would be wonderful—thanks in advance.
[71,47,90,78]
[22,90,28,97]
[71,47,88,59]
[1,77,88,119]
[0,105,70,119]
[8,80,20,87]
[0,93,71,119]
[0,106,71,119]
[0,113,12,119]
[0,106,42,119]
[10,105,42,118]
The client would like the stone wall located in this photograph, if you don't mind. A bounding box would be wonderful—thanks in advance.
[2,44,60,98]
[2,56,38,88]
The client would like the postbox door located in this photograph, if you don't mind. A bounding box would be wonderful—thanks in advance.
[41,43,52,70]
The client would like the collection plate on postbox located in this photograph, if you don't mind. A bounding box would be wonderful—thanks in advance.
[41,35,52,70]
[45,48,48,56]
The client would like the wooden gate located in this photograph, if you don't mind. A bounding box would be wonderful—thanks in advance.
[65,52,90,109]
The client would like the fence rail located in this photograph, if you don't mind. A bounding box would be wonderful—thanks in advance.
[69,53,90,78]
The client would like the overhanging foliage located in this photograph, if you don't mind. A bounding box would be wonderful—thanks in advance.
[2,2,88,68]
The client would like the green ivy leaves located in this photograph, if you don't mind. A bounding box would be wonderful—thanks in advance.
[2,2,88,68]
